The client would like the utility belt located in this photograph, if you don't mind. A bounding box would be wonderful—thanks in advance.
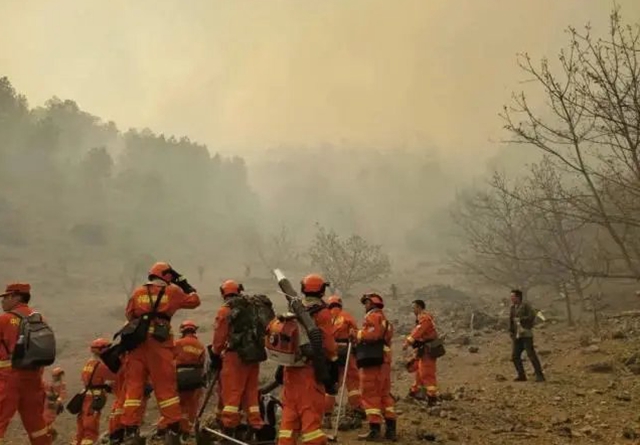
[413,338,446,359]
[336,339,353,367]
[355,340,390,369]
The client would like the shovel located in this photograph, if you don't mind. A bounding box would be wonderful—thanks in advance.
[195,368,221,445]
[327,342,352,443]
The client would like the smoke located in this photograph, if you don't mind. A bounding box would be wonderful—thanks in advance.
[1,0,637,163]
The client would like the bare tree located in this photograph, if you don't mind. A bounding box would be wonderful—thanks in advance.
[309,225,391,295]
[501,7,640,279]
[449,172,542,295]
[256,224,301,271]
[120,253,154,299]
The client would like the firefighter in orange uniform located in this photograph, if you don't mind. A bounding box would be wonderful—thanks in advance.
[275,274,339,445]
[174,320,205,439]
[75,338,116,445]
[403,299,439,405]
[210,280,264,439]
[0,283,53,445]
[324,295,363,426]
[43,367,66,438]
[121,262,200,445]
[355,293,396,441]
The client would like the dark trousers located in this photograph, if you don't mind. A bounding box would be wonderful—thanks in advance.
[512,337,544,378]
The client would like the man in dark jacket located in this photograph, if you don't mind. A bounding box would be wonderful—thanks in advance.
[509,290,545,382]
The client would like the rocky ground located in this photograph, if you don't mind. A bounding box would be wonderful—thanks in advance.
[4,279,640,444]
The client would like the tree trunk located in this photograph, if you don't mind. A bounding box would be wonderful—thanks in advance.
[560,282,574,327]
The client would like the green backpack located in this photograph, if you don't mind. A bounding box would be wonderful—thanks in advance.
[228,294,275,364]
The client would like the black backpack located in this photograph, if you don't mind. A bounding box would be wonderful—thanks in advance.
[10,311,56,369]
[227,294,275,364]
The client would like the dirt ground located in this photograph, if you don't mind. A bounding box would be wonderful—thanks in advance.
[3,273,640,444]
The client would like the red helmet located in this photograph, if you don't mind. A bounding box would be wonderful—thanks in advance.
[220,280,244,298]
[300,274,329,295]
[361,293,384,308]
[327,295,342,308]
[90,338,111,353]
[180,320,198,333]
[52,367,65,377]
[148,262,173,283]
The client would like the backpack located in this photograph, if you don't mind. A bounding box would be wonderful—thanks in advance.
[227,294,275,364]
[265,314,307,366]
[10,311,56,370]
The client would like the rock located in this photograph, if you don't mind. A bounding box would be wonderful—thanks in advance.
[585,361,614,373]
[628,364,640,375]
[416,430,437,441]
[439,410,448,418]
[468,346,479,353]
[583,345,601,354]
[612,330,627,340]
[616,392,632,402]
[439,392,454,401]
[495,374,507,382]
[622,426,638,440]
[553,396,563,402]
[537,349,552,357]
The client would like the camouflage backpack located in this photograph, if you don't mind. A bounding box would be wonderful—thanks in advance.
[228,294,275,364]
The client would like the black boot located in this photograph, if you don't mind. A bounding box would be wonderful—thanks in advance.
[221,427,237,445]
[254,426,276,443]
[123,427,145,445]
[514,375,527,382]
[358,423,382,441]
[110,429,125,445]
[535,373,546,382]
[384,419,397,442]
[165,423,183,445]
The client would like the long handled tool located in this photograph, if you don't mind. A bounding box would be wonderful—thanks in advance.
[202,427,253,445]
[327,341,352,443]
[195,368,220,445]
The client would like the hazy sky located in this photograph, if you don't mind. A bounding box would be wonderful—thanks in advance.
[1,0,637,159]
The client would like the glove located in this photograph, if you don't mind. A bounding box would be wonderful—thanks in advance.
[174,275,196,294]
[104,384,113,394]
[144,384,154,397]
[274,366,284,386]
[56,403,63,415]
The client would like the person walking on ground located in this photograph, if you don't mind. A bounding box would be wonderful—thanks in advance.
[510,289,545,382]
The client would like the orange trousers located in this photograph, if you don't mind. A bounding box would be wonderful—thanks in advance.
[278,366,326,445]
[360,363,395,424]
[0,370,52,445]
[220,352,262,429]
[324,355,361,414]
[121,339,181,428]
[179,389,202,433]
[411,356,437,397]
[75,394,103,445]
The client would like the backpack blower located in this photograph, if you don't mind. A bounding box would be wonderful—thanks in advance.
[273,269,330,385]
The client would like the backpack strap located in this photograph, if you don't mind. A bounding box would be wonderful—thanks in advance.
[147,285,166,318]
[84,360,101,393]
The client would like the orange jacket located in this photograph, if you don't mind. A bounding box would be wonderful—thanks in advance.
[0,304,41,373]
[212,304,232,355]
[125,282,200,340]
[311,304,338,362]
[330,307,358,343]
[406,311,437,345]
[174,334,205,367]
[357,308,393,363]
[81,358,116,394]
